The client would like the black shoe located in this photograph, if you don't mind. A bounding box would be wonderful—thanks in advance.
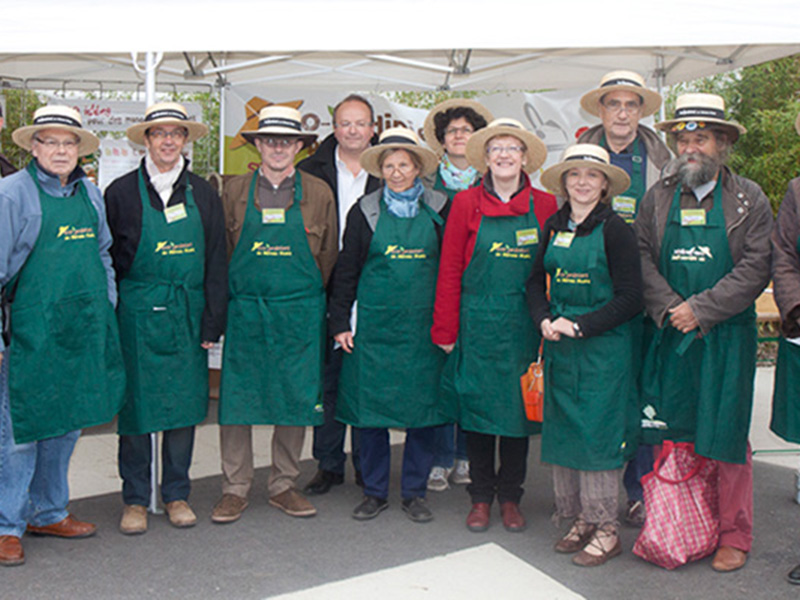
[402,497,433,523]
[352,496,388,520]
[303,469,344,496]
[355,470,364,488]
[788,563,800,585]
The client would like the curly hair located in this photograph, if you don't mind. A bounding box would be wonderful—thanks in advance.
[433,106,488,144]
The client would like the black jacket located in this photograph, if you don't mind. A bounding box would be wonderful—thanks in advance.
[0,153,17,178]
[526,201,642,338]
[104,159,228,342]
[297,132,382,235]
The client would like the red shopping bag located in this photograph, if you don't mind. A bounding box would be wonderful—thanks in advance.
[632,441,720,570]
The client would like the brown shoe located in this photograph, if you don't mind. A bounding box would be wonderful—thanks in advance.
[211,494,249,524]
[0,536,24,567]
[500,502,527,532]
[573,527,622,567]
[269,489,317,518]
[555,519,597,554]
[119,504,147,535]
[26,515,96,539]
[711,546,748,572]
[164,500,197,528]
[466,502,490,532]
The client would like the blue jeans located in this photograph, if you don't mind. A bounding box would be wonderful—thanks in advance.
[0,351,79,537]
[431,423,468,468]
[312,347,360,474]
[359,427,434,499]
[118,426,195,506]
[623,444,654,503]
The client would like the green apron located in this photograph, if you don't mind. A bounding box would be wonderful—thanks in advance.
[601,134,645,224]
[640,180,756,463]
[7,161,125,443]
[541,222,635,470]
[219,171,325,426]
[770,233,800,443]
[116,166,207,435]
[442,195,541,437]
[337,199,448,428]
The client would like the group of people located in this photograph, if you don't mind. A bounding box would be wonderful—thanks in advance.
[0,68,793,580]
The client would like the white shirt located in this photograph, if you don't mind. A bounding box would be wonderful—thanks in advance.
[692,178,717,203]
[335,146,369,250]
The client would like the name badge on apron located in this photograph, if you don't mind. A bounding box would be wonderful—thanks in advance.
[515,228,539,246]
[553,231,575,248]
[681,209,706,227]
[164,203,188,224]
[612,196,637,216]
[262,208,286,225]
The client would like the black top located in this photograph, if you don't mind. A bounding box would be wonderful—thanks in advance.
[0,153,17,178]
[104,158,228,342]
[526,201,642,338]
[328,189,449,337]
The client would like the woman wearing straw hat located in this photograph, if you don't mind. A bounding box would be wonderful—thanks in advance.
[329,127,450,523]
[422,98,493,493]
[431,118,557,533]
[528,144,642,566]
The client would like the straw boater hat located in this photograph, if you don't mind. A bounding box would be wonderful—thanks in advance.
[422,98,495,157]
[126,102,209,145]
[359,127,439,178]
[12,105,99,157]
[241,105,317,148]
[540,144,631,198]
[580,70,662,118]
[465,118,547,174]
[654,93,746,143]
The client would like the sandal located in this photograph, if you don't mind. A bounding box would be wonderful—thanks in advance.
[572,526,622,567]
[554,519,596,554]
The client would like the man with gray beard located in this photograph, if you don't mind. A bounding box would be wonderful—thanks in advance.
[635,93,772,572]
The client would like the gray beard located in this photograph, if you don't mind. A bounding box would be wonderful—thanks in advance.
[673,153,721,188]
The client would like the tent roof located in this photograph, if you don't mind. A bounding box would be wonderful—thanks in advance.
[1,1,798,92]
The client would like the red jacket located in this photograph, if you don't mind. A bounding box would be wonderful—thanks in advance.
[431,173,557,345]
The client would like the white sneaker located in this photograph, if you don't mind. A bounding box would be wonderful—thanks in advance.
[427,466,452,492]
[451,459,471,485]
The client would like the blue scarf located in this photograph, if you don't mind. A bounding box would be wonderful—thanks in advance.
[439,153,479,191]
[383,178,424,218]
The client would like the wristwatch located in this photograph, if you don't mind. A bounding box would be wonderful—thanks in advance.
[572,321,583,338]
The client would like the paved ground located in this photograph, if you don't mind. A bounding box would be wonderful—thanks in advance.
[4,367,800,600]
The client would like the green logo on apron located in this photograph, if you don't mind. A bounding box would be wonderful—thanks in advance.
[489,241,532,259]
[250,241,292,257]
[57,225,96,241]
[670,245,714,263]
[384,244,428,259]
[154,240,196,256]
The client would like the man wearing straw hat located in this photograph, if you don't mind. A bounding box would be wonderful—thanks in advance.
[636,92,772,572]
[212,106,336,522]
[0,106,125,566]
[298,94,380,496]
[105,102,227,534]
[579,70,672,527]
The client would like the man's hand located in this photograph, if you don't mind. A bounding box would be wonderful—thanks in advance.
[334,331,355,354]
[201,341,214,350]
[668,301,699,333]
[437,343,455,354]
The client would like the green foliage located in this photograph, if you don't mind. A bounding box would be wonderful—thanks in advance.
[664,55,800,213]
[1,89,46,168]
[384,90,481,110]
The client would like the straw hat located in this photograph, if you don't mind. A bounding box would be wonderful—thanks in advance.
[126,102,209,145]
[655,93,746,143]
[422,98,494,156]
[12,105,99,157]
[580,70,662,118]
[465,118,547,174]
[241,105,317,148]
[540,144,631,198]
[359,127,439,178]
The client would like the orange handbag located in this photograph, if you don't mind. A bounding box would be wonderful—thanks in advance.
[520,344,544,422]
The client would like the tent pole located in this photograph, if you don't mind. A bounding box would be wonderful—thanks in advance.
[656,54,666,123]
[218,83,225,174]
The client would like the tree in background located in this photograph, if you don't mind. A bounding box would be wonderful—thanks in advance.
[0,89,45,167]
[666,54,800,213]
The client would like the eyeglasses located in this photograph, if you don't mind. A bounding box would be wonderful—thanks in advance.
[33,137,79,150]
[486,145,524,156]
[445,126,474,137]
[601,99,642,114]
[258,137,298,148]
[336,121,372,129]
[147,128,188,140]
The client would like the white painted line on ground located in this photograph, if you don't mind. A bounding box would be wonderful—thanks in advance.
[267,543,585,600]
